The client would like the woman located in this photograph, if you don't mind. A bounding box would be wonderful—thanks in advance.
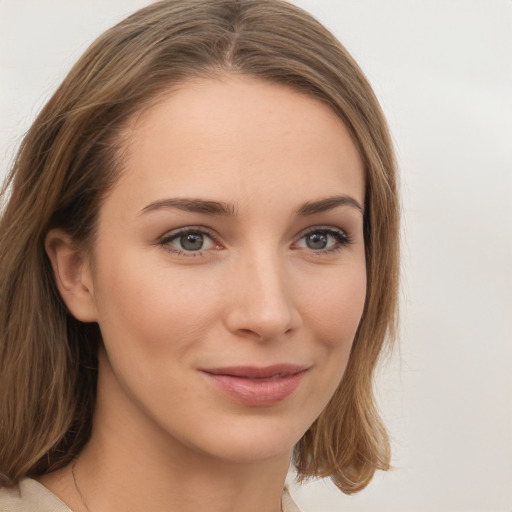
[0,1,399,510]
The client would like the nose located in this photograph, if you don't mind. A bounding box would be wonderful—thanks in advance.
[223,250,301,341]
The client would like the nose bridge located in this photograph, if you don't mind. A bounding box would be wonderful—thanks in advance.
[225,244,299,340]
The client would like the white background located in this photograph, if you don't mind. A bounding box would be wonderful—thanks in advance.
[1,1,511,511]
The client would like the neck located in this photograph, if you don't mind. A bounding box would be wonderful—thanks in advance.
[74,435,289,512]
[66,352,291,512]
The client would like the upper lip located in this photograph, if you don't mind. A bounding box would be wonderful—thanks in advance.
[201,364,309,379]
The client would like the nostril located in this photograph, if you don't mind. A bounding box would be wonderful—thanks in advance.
[239,328,263,340]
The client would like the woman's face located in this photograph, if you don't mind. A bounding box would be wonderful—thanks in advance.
[83,75,366,464]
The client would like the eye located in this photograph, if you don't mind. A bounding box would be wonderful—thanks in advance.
[295,227,351,252]
[160,228,218,255]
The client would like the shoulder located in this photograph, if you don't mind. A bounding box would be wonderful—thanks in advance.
[282,486,302,512]
[0,478,71,512]
[1,479,300,512]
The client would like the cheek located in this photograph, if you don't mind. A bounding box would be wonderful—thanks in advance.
[92,255,225,355]
[300,264,367,349]
[292,264,366,424]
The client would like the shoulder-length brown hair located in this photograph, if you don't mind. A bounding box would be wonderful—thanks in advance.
[0,0,399,494]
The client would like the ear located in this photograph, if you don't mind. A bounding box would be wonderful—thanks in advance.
[45,229,98,322]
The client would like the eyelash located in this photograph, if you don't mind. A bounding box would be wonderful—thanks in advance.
[159,226,220,258]
[158,226,352,257]
[294,226,352,254]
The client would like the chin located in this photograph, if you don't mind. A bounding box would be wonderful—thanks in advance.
[181,414,311,465]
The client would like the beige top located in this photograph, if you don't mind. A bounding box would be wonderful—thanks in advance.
[0,478,301,512]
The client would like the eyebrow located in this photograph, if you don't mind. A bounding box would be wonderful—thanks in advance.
[139,194,363,217]
[139,198,237,216]
[296,195,364,216]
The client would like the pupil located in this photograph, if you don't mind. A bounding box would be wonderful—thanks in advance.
[181,233,203,251]
[307,232,327,249]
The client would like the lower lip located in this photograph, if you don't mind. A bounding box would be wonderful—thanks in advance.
[203,371,307,407]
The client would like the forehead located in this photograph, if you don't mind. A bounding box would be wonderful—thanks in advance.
[113,74,364,214]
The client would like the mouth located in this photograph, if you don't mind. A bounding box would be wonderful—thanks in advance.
[200,364,309,406]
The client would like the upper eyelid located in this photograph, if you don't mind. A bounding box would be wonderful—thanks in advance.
[295,225,349,239]
[160,225,218,241]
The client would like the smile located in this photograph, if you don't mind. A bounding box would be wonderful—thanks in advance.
[200,364,309,407]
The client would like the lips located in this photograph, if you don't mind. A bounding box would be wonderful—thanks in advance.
[200,364,309,406]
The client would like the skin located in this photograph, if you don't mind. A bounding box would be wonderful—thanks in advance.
[43,74,366,512]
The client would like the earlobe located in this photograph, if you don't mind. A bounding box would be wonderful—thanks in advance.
[45,229,98,322]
